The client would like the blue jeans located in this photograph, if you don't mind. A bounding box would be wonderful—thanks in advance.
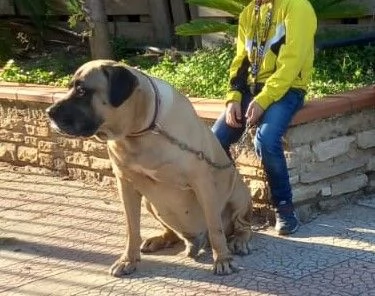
[211,89,305,207]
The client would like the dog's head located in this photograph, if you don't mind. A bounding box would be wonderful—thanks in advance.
[46,60,139,140]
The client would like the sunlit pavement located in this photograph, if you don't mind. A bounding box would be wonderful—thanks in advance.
[1,163,375,296]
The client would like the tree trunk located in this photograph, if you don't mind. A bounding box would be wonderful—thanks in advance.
[82,0,112,59]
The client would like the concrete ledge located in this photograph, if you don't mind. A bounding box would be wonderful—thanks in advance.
[192,85,375,126]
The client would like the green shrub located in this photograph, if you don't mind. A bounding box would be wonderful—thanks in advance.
[308,45,375,98]
[0,52,88,86]
[1,44,373,99]
[145,44,375,99]
[146,44,234,98]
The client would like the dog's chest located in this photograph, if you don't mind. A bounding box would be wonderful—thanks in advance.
[127,163,160,181]
[108,141,190,189]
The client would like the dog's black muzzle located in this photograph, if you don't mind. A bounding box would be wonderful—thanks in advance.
[46,97,103,138]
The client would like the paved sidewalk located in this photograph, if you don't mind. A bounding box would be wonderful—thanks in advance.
[1,163,375,296]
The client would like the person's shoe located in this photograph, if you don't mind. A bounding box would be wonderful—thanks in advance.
[274,202,299,235]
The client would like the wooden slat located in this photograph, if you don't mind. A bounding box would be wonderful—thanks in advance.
[14,0,69,15]
[148,0,172,46]
[346,0,375,13]
[319,23,375,33]
[110,22,155,43]
[0,0,14,14]
[196,7,234,17]
[169,0,193,49]
[104,0,149,15]
[170,0,189,25]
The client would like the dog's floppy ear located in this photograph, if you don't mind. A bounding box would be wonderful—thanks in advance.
[102,65,138,107]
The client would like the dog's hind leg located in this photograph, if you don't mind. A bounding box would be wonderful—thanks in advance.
[141,200,181,253]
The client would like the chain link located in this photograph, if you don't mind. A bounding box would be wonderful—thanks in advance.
[152,125,234,169]
[230,122,256,161]
[151,123,258,171]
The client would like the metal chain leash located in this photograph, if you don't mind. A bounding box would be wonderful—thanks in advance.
[152,125,234,169]
[151,122,258,170]
[152,122,272,229]
[229,122,256,161]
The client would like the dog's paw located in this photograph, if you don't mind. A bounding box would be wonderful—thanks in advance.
[109,259,137,277]
[228,236,251,256]
[141,234,178,253]
[213,256,239,275]
[184,232,207,258]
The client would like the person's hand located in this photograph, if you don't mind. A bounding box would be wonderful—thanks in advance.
[225,101,242,128]
[245,100,264,126]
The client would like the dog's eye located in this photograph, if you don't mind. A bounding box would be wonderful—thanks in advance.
[76,84,87,97]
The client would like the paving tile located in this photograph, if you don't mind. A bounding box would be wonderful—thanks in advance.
[0,165,374,295]
[289,259,375,296]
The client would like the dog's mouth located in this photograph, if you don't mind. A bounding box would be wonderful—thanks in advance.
[47,103,103,138]
[94,130,109,142]
[49,121,98,138]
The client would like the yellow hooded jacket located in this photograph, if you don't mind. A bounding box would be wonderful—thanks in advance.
[226,0,317,110]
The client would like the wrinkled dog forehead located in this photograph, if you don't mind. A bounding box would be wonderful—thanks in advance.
[69,60,139,107]
[72,63,108,88]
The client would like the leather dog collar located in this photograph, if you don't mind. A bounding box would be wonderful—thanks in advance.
[128,74,161,137]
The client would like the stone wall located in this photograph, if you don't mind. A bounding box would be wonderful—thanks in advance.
[0,83,374,219]
[285,109,375,213]
[0,98,114,185]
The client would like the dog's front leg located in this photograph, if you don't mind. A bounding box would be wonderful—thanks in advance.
[191,170,239,275]
[109,175,142,277]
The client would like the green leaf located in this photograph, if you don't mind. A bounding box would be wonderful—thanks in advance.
[186,0,245,16]
[309,0,367,18]
[176,19,236,36]
[315,3,367,19]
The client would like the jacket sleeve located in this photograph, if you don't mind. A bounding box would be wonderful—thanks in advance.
[254,0,317,110]
[225,8,250,104]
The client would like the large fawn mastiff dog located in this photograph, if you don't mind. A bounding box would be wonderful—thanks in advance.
[46,60,253,276]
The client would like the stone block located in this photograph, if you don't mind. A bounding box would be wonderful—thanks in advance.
[239,165,266,179]
[24,136,38,147]
[82,140,107,154]
[0,130,24,142]
[35,126,49,137]
[357,129,375,149]
[90,156,112,170]
[57,137,82,150]
[321,186,332,197]
[53,158,67,171]
[293,144,312,161]
[300,157,367,184]
[0,143,16,161]
[67,168,101,182]
[289,174,299,185]
[285,151,299,169]
[331,174,368,196]
[102,176,116,187]
[235,150,261,167]
[17,146,38,164]
[38,141,57,153]
[65,152,90,167]
[25,124,36,135]
[292,184,321,203]
[286,109,375,147]
[38,153,54,168]
[312,136,355,162]
[295,203,319,223]
[288,168,299,185]
[318,196,350,212]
